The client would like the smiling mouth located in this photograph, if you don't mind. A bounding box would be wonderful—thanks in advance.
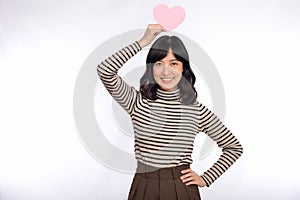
[160,77,175,83]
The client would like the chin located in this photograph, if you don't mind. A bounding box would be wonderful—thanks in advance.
[159,85,178,91]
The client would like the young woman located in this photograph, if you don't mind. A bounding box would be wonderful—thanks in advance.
[97,24,243,200]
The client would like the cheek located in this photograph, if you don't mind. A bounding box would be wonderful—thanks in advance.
[175,66,183,82]
[152,67,161,83]
[153,67,159,75]
[152,67,160,78]
[177,73,183,82]
[175,65,183,76]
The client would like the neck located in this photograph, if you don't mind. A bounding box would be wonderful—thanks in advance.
[156,88,181,101]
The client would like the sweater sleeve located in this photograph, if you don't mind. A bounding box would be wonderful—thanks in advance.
[198,103,243,187]
[96,41,142,115]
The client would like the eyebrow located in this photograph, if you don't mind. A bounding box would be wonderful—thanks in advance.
[158,59,178,62]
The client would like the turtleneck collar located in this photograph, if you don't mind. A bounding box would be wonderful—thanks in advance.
[156,88,181,101]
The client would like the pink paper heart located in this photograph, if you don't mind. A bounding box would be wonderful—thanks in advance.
[153,4,185,31]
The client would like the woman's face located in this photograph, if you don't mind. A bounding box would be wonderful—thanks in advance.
[153,48,183,91]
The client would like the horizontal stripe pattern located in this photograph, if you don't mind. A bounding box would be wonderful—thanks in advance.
[97,41,141,115]
[97,41,243,187]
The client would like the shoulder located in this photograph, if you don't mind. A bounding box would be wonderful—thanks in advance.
[190,101,212,115]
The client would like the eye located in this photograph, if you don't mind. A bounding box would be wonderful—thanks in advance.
[154,62,163,67]
[171,62,178,66]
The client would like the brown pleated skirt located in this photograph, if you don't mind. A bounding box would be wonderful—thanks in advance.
[127,161,201,200]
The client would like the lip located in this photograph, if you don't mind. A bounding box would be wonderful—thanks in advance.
[160,77,175,83]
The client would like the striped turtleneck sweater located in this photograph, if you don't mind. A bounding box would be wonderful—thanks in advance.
[97,41,243,187]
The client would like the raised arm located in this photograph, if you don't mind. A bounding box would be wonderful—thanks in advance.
[97,24,166,115]
[97,41,142,115]
[198,103,243,187]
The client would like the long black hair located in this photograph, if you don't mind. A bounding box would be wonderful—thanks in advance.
[140,35,197,105]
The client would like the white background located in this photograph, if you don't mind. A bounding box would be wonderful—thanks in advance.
[1,0,300,199]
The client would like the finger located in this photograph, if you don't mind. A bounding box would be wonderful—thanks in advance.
[181,176,194,183]
[154,24,166,32]
[152,23,164,28]
[151,24,167,32]
[181,168,192,174]
[160,25,167,32]
[180,172,192,179]
[186,180,197,186]
[181,172,196,180]
[154,27,164,34]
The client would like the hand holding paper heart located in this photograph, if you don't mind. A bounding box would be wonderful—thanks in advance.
[138,24,167,48]
[153,4,185,31]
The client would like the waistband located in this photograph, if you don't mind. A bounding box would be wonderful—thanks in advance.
[135,161,190,180]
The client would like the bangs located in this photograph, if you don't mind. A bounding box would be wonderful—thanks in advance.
[146,36,189,65]
[146,38,170,64]
[147,48,169,64]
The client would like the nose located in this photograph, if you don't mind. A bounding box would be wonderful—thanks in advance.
[161,65,171,75]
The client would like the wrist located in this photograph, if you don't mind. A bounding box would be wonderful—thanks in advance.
[137,39,147,48]
[200,175,209,187]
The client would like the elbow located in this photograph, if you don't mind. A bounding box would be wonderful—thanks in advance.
[223,142,243,159]
[97,63,106,79]
[237,142,243,158]
[97,65,101,76]
[233,137,243,159]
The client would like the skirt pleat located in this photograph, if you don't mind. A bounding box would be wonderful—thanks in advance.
[144,179,160,199]
[127,162,201,200]
[127,174,140,199]
[174,178,191,199]
[128,174,148,200]
[160,179,177,199]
